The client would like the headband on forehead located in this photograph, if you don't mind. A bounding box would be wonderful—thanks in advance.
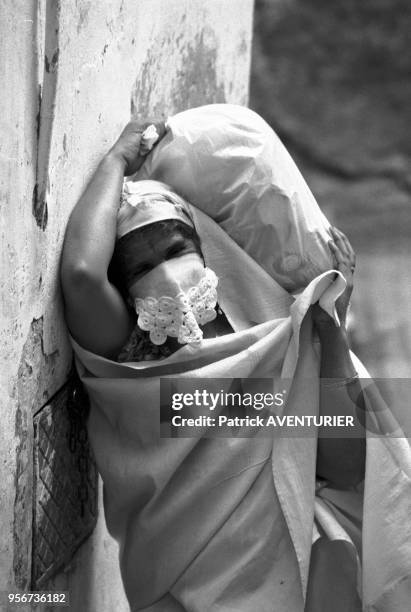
[116,179,194,240]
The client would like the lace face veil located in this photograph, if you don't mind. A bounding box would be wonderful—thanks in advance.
[134,267,218,345]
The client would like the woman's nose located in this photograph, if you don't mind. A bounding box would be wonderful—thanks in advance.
[152,262,182,292]
[157,262,201,294]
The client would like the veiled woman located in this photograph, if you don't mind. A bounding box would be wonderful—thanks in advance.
[60,113,410,611]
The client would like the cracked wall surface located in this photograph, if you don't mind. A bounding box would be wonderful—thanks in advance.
[0,1,254,609]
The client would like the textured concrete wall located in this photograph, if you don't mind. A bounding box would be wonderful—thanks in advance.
[0,0,254,610]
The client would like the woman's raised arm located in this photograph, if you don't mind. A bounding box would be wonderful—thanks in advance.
[60,121,164,358]
[313,226,366,488]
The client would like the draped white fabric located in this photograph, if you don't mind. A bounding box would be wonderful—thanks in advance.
[72,105,411,610]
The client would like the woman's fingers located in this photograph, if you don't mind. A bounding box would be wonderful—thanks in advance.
[336,229,355,266]
[328,237,347,267]
[327,239,339,267]
[331,226,354,259]
[330,226,350,256]
[112,119,168,175]
[329,226,356,273]
[323,226,356,327]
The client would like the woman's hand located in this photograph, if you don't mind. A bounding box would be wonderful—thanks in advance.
[312,226,356,331]
[313,228,364,488]
[108,119,167,176]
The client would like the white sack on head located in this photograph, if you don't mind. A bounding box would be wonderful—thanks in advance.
[134,104,333,293]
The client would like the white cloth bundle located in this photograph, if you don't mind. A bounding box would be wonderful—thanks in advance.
[135,103,333,293]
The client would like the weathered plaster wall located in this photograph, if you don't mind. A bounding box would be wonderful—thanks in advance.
[1,1,254,610]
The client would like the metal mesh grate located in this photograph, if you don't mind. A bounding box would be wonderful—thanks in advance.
[32,372,98,588]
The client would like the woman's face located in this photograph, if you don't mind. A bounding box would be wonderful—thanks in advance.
[127,225,206,301]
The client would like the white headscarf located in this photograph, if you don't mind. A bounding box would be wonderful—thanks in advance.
[116,179,194,239]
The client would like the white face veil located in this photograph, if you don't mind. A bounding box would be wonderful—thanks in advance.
[133,264,218,346]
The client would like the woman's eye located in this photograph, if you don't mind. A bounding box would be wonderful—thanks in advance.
[134,264,151,276]
[166,244,185,258]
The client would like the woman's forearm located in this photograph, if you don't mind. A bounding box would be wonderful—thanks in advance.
[318,325,357,378]
[316,324,366,487]
[61,120,165,283]
[61,151,126,282]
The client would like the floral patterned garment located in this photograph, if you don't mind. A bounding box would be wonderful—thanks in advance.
[117,324,172,362]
